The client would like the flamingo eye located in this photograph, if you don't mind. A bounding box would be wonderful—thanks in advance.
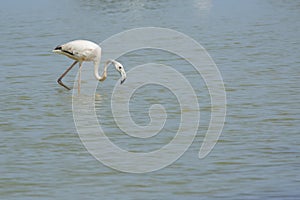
[119,66,122,70]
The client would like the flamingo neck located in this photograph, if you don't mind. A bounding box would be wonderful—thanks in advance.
[94,60,107,81]
[94,59,117,82]
[94,55,118,82]
[93,48,107,82]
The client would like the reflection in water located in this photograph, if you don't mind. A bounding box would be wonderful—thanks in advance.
[80,0,163,12]
[194,0,212,11]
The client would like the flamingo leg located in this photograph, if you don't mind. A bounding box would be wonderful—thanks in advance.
[57,61,78,90]
[78,62,82,94]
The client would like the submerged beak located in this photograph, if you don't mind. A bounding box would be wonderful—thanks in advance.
[120,71,126,84]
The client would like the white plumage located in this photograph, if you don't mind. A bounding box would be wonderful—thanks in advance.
[53,40,126,93]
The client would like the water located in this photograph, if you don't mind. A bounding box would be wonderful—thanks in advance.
[1,0,299,199]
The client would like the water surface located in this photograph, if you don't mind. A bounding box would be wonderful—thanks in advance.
[1,0,299,199]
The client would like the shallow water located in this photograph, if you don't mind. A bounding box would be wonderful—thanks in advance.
[1,0,299,199]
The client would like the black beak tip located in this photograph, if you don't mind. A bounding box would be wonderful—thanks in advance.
[120,79,126,84]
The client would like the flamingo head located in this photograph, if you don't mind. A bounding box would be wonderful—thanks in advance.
[113,61,127,84]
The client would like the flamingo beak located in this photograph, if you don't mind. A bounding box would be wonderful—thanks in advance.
[120,71,126,84]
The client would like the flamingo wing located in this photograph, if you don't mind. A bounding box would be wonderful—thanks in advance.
[54,40,99,61]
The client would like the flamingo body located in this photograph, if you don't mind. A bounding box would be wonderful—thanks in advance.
[53,40,100,62]
[53,40,126,92]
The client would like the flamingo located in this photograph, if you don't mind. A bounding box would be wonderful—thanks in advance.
[52,40,126,93]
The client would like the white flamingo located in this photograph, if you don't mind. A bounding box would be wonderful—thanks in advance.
[53,40,126,93]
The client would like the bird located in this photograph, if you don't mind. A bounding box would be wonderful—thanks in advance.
[52,40,127,93]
